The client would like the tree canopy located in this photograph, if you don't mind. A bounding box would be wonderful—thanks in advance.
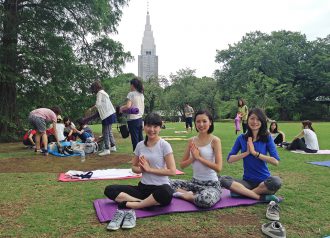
[0,0,132,141]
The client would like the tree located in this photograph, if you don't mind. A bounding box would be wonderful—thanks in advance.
[0,0,132,141]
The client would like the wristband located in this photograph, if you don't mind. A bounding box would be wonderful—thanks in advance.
[256,152,260,158]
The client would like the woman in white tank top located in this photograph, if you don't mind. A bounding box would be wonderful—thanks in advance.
[170,110,223,208]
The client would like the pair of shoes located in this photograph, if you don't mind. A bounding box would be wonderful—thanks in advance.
[261,221,286,238]
[107,209,136,231]
[98,149,110,156]
[110,146,117,152]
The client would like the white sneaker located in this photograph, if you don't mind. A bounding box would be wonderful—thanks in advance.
[98,149,110,156]
[107,209,126,231]
[121,210,136,229]
[110,146,117,152]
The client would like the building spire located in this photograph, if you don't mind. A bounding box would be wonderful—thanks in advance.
[147,0,149,14]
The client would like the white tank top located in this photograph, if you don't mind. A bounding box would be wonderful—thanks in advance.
[192,137,218,181]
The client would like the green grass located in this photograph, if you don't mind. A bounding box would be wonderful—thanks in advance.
[1,121,330,237]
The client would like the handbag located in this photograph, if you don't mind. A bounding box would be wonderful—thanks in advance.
[118,124,129,138]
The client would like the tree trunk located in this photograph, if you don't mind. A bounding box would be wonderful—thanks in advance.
[0,0,19,142]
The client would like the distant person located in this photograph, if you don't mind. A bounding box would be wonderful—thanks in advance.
[269,121,286,146]
[184,102,194,132]
[63,117,77,141]
[170,110,223,208]
[75,118,94,143]
[234,112,242,134]
[120,77,145,151]
[89,80,117,155]
[23,129,37,148]
[287,120,319,153]
[28,107,62,155]
[104,113,176,230]
[238,98,248,133]
[220,108,282,203]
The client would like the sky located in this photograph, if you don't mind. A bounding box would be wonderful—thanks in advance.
[111,0,330,78]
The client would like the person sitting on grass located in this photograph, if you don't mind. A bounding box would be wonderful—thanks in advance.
[269,121,286,146]
[287,120,319,153]
[170,109,223,208]
[103,112,176,231]
[220,108,282,203]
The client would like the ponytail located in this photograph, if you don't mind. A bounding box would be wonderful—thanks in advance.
[130,77,144,94]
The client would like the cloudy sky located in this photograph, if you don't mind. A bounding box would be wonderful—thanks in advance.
[111,0,330,78]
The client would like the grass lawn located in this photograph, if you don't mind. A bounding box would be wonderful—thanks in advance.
[0,121,329,238]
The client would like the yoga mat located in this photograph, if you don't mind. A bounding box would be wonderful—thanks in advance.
[307,161,330,167]
[93,189,263,223]
[291,150,330,155]
[58,169,184,182]
[162,137,188,141]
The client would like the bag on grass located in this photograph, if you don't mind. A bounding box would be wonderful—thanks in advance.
[118,124,129,138]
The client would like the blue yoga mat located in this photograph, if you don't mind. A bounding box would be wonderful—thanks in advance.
[307,161,330,167]
[48,141,81,157]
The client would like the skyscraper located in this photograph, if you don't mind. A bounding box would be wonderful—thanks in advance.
[138,10,158,81]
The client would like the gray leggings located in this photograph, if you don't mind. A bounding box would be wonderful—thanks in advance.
[170,178,221,208]
[102,124,115,149]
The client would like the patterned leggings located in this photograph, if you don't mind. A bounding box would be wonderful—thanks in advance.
[170,178,221,208]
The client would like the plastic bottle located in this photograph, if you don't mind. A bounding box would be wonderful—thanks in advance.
[80,150,86,162]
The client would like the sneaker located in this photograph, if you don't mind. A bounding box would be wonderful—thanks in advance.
[121,210,136,229]
[266,201,280,221]
[106,209,126,231]
[261,221,286,238]
[110,146,117,152]
[98,149,110,156]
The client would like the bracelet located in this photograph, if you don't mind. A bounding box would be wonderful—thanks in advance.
[256,152,260,158]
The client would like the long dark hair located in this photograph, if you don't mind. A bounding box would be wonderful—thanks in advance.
[238,98,246,107]
[302,120,314,131]
[130,77,144,94]
[194,109,214,134]
[244,108,269,142]
[269,121,279,133]
[144,112,162,146]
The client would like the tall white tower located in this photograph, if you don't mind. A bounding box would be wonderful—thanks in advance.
[138,10,158,81]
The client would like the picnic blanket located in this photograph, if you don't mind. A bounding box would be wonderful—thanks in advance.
[58,169,184,182]
[48,141,81,157]
[93,189,264,223]
[290,150,330,155]
[307,161,330,167]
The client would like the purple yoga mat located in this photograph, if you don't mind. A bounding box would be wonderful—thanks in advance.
[93,189,263,223]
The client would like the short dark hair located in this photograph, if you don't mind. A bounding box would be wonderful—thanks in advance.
[143,112,163,146]
[51,106,62,115]
[194,109,214,134]
[90,80,103,94]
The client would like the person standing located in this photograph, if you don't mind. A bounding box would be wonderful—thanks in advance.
[238,98,248,133]
[120,77,145,151]
[89,80,117,156]
[28,107,62,155]
[184,102,194,132]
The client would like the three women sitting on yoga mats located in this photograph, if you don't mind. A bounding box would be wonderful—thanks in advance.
[103,108,282,230]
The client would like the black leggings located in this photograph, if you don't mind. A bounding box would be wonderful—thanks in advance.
[274,134,284,145]
[288,138,317,153]
[104,182,174,206]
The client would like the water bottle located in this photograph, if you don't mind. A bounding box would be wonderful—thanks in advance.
[80,150,86,162]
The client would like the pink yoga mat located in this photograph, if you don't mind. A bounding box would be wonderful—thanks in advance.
[93,189,264,223]
[58,169,184,182]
